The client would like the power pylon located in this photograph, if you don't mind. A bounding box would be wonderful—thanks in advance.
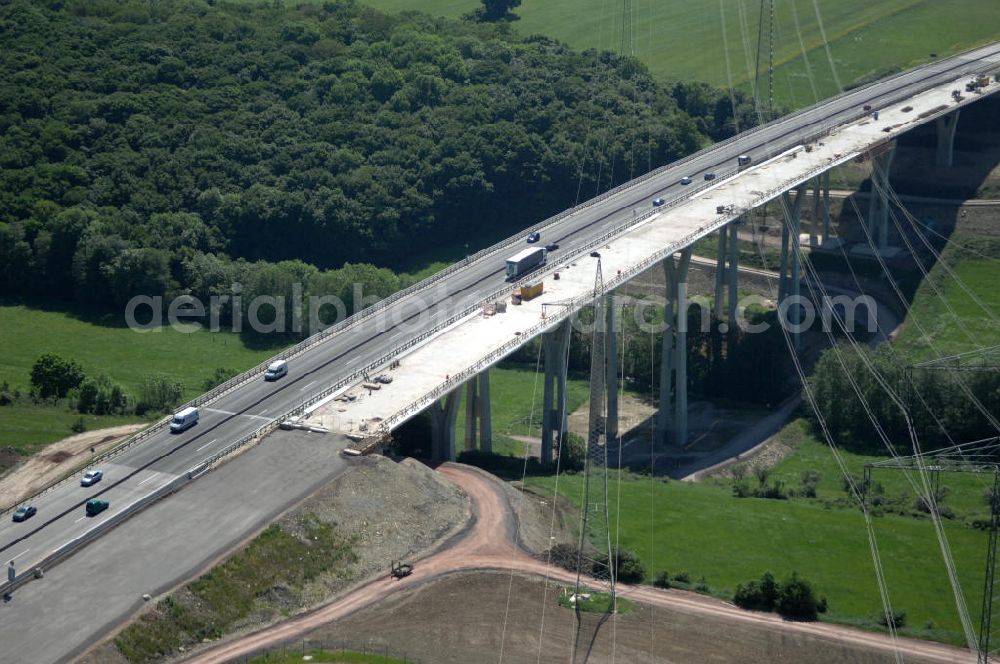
[574,255,616,603]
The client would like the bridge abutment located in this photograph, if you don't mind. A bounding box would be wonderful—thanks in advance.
[541,318,571,464]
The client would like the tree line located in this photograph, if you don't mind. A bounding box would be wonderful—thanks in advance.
[808,343,1000,454]
[0,0,757,326]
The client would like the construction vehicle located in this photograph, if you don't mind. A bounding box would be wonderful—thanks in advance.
[505,247,547,281]
[518,282,544,301]
[390,560,413,579]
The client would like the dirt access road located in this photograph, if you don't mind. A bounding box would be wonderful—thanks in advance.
[188,463,973,664]
[0,423,144,508]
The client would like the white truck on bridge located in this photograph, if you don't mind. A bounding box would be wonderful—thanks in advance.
[506,246,547,281]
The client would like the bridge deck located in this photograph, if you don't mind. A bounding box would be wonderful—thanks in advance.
[307,70,1000,435]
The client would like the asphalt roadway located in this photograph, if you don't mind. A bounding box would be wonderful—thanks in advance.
[0,41,998,662]
[0,429,355,663]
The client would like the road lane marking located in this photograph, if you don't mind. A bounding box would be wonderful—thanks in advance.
[136,475,157,487]
[300,380,317,392]
[205,407,236,416]
[74,516,86,524]
[259,409,268,416]
[196,438,218,452]
[9,548,30,562]
[347,354,361,365]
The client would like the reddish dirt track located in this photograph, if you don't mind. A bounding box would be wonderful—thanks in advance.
[187,463,974,664]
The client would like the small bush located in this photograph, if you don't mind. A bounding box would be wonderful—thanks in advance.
[70,417,87,434]
[544,543,580,573]
[202,367,236,391]
[593,548,645,584]
[776,572,820,621]
[672,571,690,584]
[653,571,671,589]
[879,610,906,629]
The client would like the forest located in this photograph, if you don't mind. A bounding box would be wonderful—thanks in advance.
[0,0,756,326]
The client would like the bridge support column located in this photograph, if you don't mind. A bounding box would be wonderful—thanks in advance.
[464,377,478,452]
[462,370,493,454]
[811,176,822,247]
[935,110,960,168]
[727,220,739,334]
[541,319,571,464]
[713,226,728,320]
[822,171,832,243]
[429,389,460,462]
[867,148,896,253]
[478,369,492,454]
[605,293,619,444]
[779,184,808,350]
[657,248,692,446]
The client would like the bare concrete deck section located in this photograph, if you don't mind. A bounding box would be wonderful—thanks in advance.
[306,72,1000,436]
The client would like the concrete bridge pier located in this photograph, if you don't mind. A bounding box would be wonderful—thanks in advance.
[429,388,460,461]
[778,183,808,350]
[713,225,728,320]
[867,147,896,252]
[657,248,693,446]
[821,171,832,243]
[605,292,620,444]
[935,110,960,167]
[727,219,739,334]
[463,369,492,454]
[541,318,571,464]
[810,173,832,245]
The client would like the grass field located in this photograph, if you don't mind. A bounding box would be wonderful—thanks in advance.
[361,0,1000,109]
[892,237,1000,359]
[0,302,281,396]
[0,302,282,446]
[467,353,993,645]
[527,459,987,645]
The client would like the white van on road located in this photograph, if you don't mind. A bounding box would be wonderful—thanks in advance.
[170,406,199,433]
[264,359,288,381]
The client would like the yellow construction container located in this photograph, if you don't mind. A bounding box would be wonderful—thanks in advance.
[519,282,544,301]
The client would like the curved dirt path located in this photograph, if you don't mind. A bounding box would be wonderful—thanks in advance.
[189,462,973,664]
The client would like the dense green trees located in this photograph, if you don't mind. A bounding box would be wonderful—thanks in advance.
[734,570,825,620]
[0,0,733,330]
[808,344,1000,454]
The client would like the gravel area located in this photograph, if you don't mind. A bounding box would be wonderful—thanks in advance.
[294,455,468,606]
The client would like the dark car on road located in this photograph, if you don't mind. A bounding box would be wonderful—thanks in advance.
[704,172,716,181]
[545,242,559,252]
[81,470,103,487]
[680,176,692,185]
[526,232,541,243]
[652,198,665,207]
[86,499,109,517]
[12,505,36,522]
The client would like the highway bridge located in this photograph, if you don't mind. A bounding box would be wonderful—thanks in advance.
[2,40,999,661]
